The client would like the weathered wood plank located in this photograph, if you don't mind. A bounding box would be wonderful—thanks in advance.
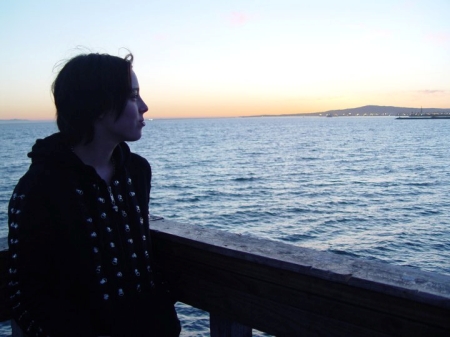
[161,241,448,330]
[159,243,448,336]
[210,313,252,337]
[176,272,394,336]
[151,220,450,305]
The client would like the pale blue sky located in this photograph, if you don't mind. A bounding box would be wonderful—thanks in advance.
[1,0,449,119]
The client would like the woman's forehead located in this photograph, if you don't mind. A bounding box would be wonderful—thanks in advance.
[130,70,139,89]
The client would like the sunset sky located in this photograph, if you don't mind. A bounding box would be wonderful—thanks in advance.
[1,0,449,120]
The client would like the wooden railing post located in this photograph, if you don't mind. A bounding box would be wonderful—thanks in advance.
[11,320,26,337]
[210,312,252,337]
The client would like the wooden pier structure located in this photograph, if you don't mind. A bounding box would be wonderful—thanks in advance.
[1,219,450,336]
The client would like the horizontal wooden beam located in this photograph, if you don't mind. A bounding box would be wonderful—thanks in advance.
[150,219,450,336]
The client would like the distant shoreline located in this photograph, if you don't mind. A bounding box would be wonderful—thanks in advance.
[241,105,450,118]
[0,119,53,123]
[1,105,450,121]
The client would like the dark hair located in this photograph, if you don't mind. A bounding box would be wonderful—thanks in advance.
[52,53,134,145]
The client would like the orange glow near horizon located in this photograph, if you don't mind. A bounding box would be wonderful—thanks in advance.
[2,90,450,121]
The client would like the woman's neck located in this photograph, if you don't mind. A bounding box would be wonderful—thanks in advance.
[72,140,117,184]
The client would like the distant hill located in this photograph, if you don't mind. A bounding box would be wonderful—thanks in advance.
[0,119,29,122]
[246,105,450,117]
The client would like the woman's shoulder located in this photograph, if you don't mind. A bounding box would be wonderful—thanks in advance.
[126,153,151,189]
[116,142,150,172]
[9,162,63,213]
[128,153,151,171]
[125,153,151,203]
[14,162,54,193]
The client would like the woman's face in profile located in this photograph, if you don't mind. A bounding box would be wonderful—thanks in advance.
[97,71,148,143]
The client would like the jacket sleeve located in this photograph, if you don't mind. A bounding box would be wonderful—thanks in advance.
[8,172,97,337]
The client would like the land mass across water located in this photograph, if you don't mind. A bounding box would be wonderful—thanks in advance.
[0,119,54,123]
[243,105,450,118]
[2,106,450,121]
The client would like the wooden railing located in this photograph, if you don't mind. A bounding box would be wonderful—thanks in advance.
[1,219,450,336]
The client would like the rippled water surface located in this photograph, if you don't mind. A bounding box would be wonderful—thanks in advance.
[1,117,450,336]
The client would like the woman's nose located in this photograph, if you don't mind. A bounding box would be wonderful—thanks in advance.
[139,99,148,113]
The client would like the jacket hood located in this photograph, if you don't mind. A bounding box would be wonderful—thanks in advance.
[28,132,70,165]
[28,132,131,170]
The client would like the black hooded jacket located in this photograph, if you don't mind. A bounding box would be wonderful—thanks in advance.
[8,133,180,337]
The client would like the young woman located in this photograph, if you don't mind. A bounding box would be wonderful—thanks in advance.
[8,53,181,337]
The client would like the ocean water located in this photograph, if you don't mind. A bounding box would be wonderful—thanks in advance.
[1,117,450,336]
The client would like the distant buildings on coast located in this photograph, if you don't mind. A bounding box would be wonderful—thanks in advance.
[245,105,450,118]
[317,111,450,117]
